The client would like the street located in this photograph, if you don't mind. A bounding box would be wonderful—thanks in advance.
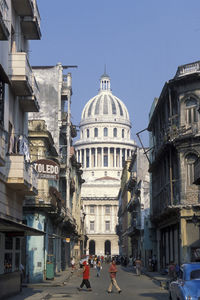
[8,265,168,300]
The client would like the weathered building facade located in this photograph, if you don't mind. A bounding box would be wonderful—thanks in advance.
[28,65,85,270]
[0,0,43,297]
[117,148,150,266]
[148,61,200,270]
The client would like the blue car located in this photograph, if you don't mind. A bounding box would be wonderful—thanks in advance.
[169,263,200,300]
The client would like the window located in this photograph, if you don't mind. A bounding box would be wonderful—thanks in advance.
[94,128,98,137]
[186,153,197,185]
[87,129,89,138]
[122,129,124,138]
[4,237,21,273]
[105,206,110,214]
[104,127,108,137]
[185,97,198,124]
[105,221,110,231]
[113,128,117,137]
[90,205,95,214]
[90,221,94,231]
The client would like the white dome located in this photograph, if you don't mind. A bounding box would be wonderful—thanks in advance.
[80,73,131,126]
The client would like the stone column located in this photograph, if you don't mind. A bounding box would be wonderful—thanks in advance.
[114,148,116,168]
[108,147,110,167]
[95,148,97,168]
[89,148,91,168]
[84,148,87,168]
[119,148,122,168]
[125,148,127,161]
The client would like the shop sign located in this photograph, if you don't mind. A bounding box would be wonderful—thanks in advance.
[33,159,60,180]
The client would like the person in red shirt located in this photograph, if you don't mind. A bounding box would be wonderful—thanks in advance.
[78,261,92,291]
[107,259,122,294]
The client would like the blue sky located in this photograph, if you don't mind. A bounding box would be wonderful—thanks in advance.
[30,0,200,146]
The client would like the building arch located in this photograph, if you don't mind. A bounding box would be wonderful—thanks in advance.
[89,240,95,255]
[105,240,111,255]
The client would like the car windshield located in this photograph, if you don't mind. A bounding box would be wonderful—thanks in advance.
[190,269,200,280]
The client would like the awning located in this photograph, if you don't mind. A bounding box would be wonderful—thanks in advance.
[0,218,45,236]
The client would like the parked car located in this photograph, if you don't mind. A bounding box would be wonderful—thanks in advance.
[169,263,200,300]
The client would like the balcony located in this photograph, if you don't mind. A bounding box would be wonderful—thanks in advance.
[0,127,6,166]
[6,155,32,192]
[19,75,40,112]
[0,0,9,40]
[8,52,33,96]
[20,0,41,40]
[12,0,34,16]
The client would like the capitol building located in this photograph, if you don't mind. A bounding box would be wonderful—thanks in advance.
[74,73,136,256]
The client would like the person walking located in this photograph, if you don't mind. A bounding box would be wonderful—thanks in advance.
[96,259,101,277]
[107,259,122,294]
[78,261,92,291]
[135,257,142,276]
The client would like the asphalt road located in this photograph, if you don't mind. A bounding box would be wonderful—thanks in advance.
[9,264,169,300]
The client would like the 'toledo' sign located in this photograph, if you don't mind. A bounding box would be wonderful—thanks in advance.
[33,159,60,180]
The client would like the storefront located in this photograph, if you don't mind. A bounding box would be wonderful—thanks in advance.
[0,218,44,299]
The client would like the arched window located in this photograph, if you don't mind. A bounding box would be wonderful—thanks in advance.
[113,128,117,137]
[94,128,98,137]
[87,129,89,138]
[185,153,198,185]
[89,240,95,255]
[122,129,124,138]
[104,127,108,137]
[185,97,198,124]
[104,240,111,255]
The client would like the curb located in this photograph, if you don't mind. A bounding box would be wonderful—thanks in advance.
[22,272,73,288]
[143,272,168,290]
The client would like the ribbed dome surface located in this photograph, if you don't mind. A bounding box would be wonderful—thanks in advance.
[81,73,130,123]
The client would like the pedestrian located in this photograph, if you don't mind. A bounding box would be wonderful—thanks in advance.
[151,255,157,272]
[96,259,101,277]
[168,261,176,282]
[78,261,92,291]
[135,257,142,276]
[107,259,122,294]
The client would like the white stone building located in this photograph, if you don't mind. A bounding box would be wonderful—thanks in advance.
[74,73,136,256]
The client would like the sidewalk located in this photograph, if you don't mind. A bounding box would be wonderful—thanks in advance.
[22,268,74,288]
[123,265,169,289]
[143,270,168,289]
[8,268,76,300]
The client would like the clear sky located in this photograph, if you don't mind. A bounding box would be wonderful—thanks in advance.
[30,0,200,146]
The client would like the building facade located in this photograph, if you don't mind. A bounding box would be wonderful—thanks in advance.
[74,73,136,256]
[148,60,200,270]
[0,0,43,297]
[118,148,150,267]
[28,65,85,268]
